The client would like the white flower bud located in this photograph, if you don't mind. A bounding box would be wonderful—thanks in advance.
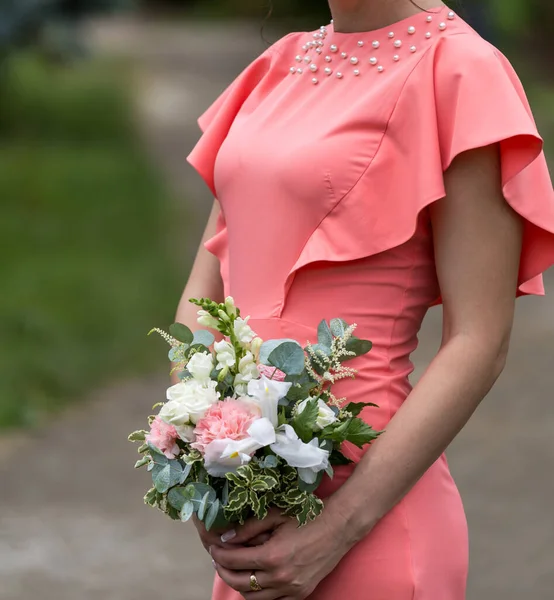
[224,296,237,318]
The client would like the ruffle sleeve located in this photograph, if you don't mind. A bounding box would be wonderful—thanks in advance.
[186,34,292,198]
[286,33,554,303]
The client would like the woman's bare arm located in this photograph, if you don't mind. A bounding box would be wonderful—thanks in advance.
[327,143,523,543]
[175,199,225,329]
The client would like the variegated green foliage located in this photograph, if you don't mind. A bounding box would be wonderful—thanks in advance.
[223,459,323,527]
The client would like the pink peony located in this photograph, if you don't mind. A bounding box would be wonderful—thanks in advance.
[146,416,180,459]
[257,364,287,382]
[192,400,256,455]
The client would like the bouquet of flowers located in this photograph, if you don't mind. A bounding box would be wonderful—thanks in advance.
[129,296,382,531]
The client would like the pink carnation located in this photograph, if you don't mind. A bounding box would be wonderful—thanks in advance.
[257,364,287,382]
[192,400,256,455]
[146,416,180,459]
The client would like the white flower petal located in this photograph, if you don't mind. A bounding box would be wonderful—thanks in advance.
[270,425,329,470]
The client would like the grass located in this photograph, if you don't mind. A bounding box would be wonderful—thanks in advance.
[0,53,182,429]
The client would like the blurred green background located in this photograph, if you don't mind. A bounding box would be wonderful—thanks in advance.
[0,0,552,431]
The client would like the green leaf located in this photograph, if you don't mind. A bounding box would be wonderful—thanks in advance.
[150,453,185,494]
[180,500,194,522]
[251,475,279,492]
[320,418,353,444]
[259,339,300,365]
[268,342,306,376]
[193,329,215,347]
[284,488,306,505]
[179,462,193,485]
[293,397,319,442]
[167,486,194,511]
[286,382,317,402]
[134,456,150,469]
[222,479,230,506]
[317,319,334,349]
[205,499,221,531]
[197,491,211,521]
[236,465,254,483]
[344,418,383,448]
[343,401,379,417]
[225,472,243,487]
[226,488,248,512]
[298,470,324,494]
[169,323,194,344]
[329,450,354,466]
[144,487,159,507]
[344,337,373,358]
[128,430,147,442]
[329,318,349,338]
[250,490,261,517]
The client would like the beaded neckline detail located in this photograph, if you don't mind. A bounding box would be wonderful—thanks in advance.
[290,8,457,84]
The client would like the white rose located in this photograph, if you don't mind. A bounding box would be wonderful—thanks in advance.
[197,309,219,329]
[165,379,220,424]
[186,351,214,382]
[214,340,236,370]
[297,398,338,431]
[159,399,190,428]
[233,316,256,344]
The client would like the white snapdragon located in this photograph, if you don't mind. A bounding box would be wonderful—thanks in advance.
[250,336,263,359]
[214,340,236,370]
[233,316,256,344]
[224,296,237,318]
[186,351,214,382]
[297,398,338,430]
[246,375,292,427]
[270,425,330,484]
[197,309,219,329]
[233,352,260,396]
[163,379,220,425]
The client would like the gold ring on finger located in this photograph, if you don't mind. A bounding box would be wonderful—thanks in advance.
[249,571,263,592]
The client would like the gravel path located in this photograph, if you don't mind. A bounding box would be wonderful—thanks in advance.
[1,17,552,600]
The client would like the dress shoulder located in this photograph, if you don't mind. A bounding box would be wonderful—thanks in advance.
[186,32,300,196]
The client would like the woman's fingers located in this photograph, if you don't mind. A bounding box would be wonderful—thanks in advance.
[221,508,289,545]
[214,566,281,599]
[245,532,272,547]
[210,545,265,571]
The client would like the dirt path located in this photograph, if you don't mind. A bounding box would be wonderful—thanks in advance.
[1,17,552,600]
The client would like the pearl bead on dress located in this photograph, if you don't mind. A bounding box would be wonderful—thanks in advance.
[289,8,455,81]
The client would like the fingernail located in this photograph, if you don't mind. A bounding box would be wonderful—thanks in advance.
[211,558,217,569]
[221,529,236,543]
[208,545,212,556]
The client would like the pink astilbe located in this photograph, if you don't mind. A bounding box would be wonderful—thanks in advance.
[146,416,180,459]
[257,364,287,382]
[192,400,256,455]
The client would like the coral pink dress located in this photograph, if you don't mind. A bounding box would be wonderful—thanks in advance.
[187,6,554,599]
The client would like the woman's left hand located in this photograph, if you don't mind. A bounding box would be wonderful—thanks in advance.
[209,507,351,599]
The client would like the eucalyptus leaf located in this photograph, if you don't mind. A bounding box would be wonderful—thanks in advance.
[329,318,349,338]
[343,337,373,358]
[259,338,301,365]
[193,329,215,347]
[180,501,194,522]
[197,491,211,521]
[169,323,194,344]
[151,454,184,494]
[167,486,194,511]
[268,342,306,376]
[317,319,333,349]
[205,498,221,531]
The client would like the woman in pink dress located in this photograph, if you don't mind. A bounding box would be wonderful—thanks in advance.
[178,1,554,598]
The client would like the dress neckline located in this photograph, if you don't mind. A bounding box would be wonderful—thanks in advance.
[328,4,448,39]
